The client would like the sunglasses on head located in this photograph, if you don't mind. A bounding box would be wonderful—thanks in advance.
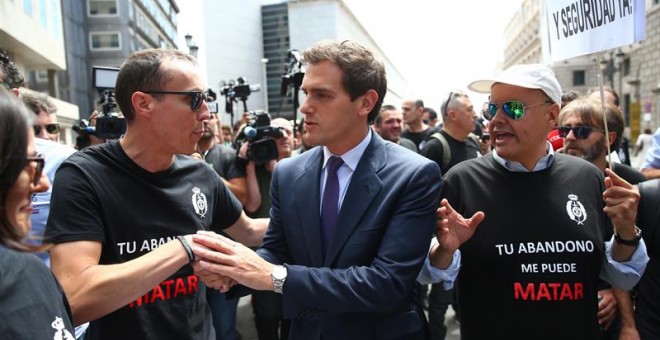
[26,155,45,186]
[144,90,209,111]
[33,123,60,135]
[487,100,553,120]
[557,125,605,139]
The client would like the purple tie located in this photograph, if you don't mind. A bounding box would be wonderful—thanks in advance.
[321,156,344,254]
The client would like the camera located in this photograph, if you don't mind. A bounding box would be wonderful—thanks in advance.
[220,77,261,114]
[280,50,305,97]
[92,66,126,139]
[236,111,284,165]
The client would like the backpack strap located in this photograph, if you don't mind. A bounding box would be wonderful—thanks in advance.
[466,133,481,151]
[637,179,660,256]
[429,132,451,170]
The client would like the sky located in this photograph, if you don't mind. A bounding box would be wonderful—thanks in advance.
[177,0,525,111]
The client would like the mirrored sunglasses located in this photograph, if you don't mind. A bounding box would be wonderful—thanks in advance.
[487,100,553,120]
[557,125,605,139]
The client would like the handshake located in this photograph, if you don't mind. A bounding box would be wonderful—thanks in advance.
[187,231,276,293]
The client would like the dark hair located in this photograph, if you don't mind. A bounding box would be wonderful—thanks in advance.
[558,98,624,150]
[115,49,195,122]
[0,49,25,89]
[374,104,397,126]
[0,88,44,251]
[302,40,387,124]
[423,107,438,120]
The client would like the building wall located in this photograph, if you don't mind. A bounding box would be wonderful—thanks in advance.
[203,0,267,126]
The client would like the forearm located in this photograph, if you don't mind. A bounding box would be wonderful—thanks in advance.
[429,242,457,270]
[243,161,262,213]
[641,167,660,179]
[224,178,247,205]
[54,240,189,325]
[614,288,637,331]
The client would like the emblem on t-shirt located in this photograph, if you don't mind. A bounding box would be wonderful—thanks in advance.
[51,316,75,340]
[566,194,587,225]
[192,187,208,218]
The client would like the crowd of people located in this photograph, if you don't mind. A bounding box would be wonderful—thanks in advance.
[0,38,659,340]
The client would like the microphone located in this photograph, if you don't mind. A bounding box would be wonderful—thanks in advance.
[547,128,563,151]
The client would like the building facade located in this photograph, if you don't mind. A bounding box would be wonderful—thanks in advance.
[503,0,660,140]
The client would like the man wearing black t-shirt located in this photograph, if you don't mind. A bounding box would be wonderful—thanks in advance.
[420,90,479,339]
[558,98,647,338]
[45,49,268,340]
[402,98,434,151]
[419,64,648,339]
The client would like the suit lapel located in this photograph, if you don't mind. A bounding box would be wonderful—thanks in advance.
[324,134,386,266]
[295,149,325,266]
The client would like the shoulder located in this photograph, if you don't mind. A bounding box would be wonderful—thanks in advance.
[613,162,647,184]
[399,137,417,152]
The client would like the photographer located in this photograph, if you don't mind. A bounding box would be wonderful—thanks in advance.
[237,116,294,340]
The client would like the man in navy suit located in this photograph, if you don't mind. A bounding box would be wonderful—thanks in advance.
[192,40,442,339]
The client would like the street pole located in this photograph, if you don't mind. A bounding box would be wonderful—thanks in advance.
[261,58,269,113]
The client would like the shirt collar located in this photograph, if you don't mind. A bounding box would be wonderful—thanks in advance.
[322,129,371,171]
[492,141,555,172]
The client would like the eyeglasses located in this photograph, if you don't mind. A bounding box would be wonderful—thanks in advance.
[33,123,61,135]
[487,100,553,120]
[144,90,209,112]
[557,125,605,139]
[26,155,45,186]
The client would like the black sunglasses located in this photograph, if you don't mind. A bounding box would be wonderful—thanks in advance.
[488,100,553,121]
[144,90,209,111]
[26,155,45,186]
[557,125,605,139]
[33,123,61,135]
[442,91,454,115]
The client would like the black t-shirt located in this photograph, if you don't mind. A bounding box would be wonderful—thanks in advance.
[443,154,610,339]
[402,127,436,151]
[204,143,245,180]
[45,141,243,340]
[420,130,480,175]
[0,246,75,339]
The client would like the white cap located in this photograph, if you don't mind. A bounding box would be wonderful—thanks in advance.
[467,64,562,105]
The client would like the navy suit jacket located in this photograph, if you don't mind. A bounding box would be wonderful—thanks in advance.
[257,132,442,339]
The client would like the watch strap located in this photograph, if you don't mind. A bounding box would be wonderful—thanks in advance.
[614,226,642,246]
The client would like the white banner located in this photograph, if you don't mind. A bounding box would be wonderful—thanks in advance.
[545,0,646,61]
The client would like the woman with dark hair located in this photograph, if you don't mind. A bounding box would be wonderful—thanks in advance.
[0,88,75,338]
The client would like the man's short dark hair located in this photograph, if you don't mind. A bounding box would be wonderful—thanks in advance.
[423,107,437,120]
[115,49,195,122]
[0,49,25,89]
[374,104,397,126]
[302,40,387,124]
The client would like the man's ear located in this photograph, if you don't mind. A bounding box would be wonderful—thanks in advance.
[358,89,378,117]
[546,103,560,129]
[132,91,154,118]
[608,131,618,147]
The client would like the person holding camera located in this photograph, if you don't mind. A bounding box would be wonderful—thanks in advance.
[236,116,294,340]
[191,39,442,339]
[44,48,268,340]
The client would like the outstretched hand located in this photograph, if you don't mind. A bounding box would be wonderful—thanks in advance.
[191,231,274,291]
[435,199,485,253]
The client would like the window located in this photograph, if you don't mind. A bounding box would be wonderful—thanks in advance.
[572,70,585,86]
[90,32,121,50]
[88,0,118,16]
[23,0,33,16]
[622,58,631,76]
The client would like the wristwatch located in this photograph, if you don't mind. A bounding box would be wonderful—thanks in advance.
[614,226,642,246]
[272,265,287,294]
